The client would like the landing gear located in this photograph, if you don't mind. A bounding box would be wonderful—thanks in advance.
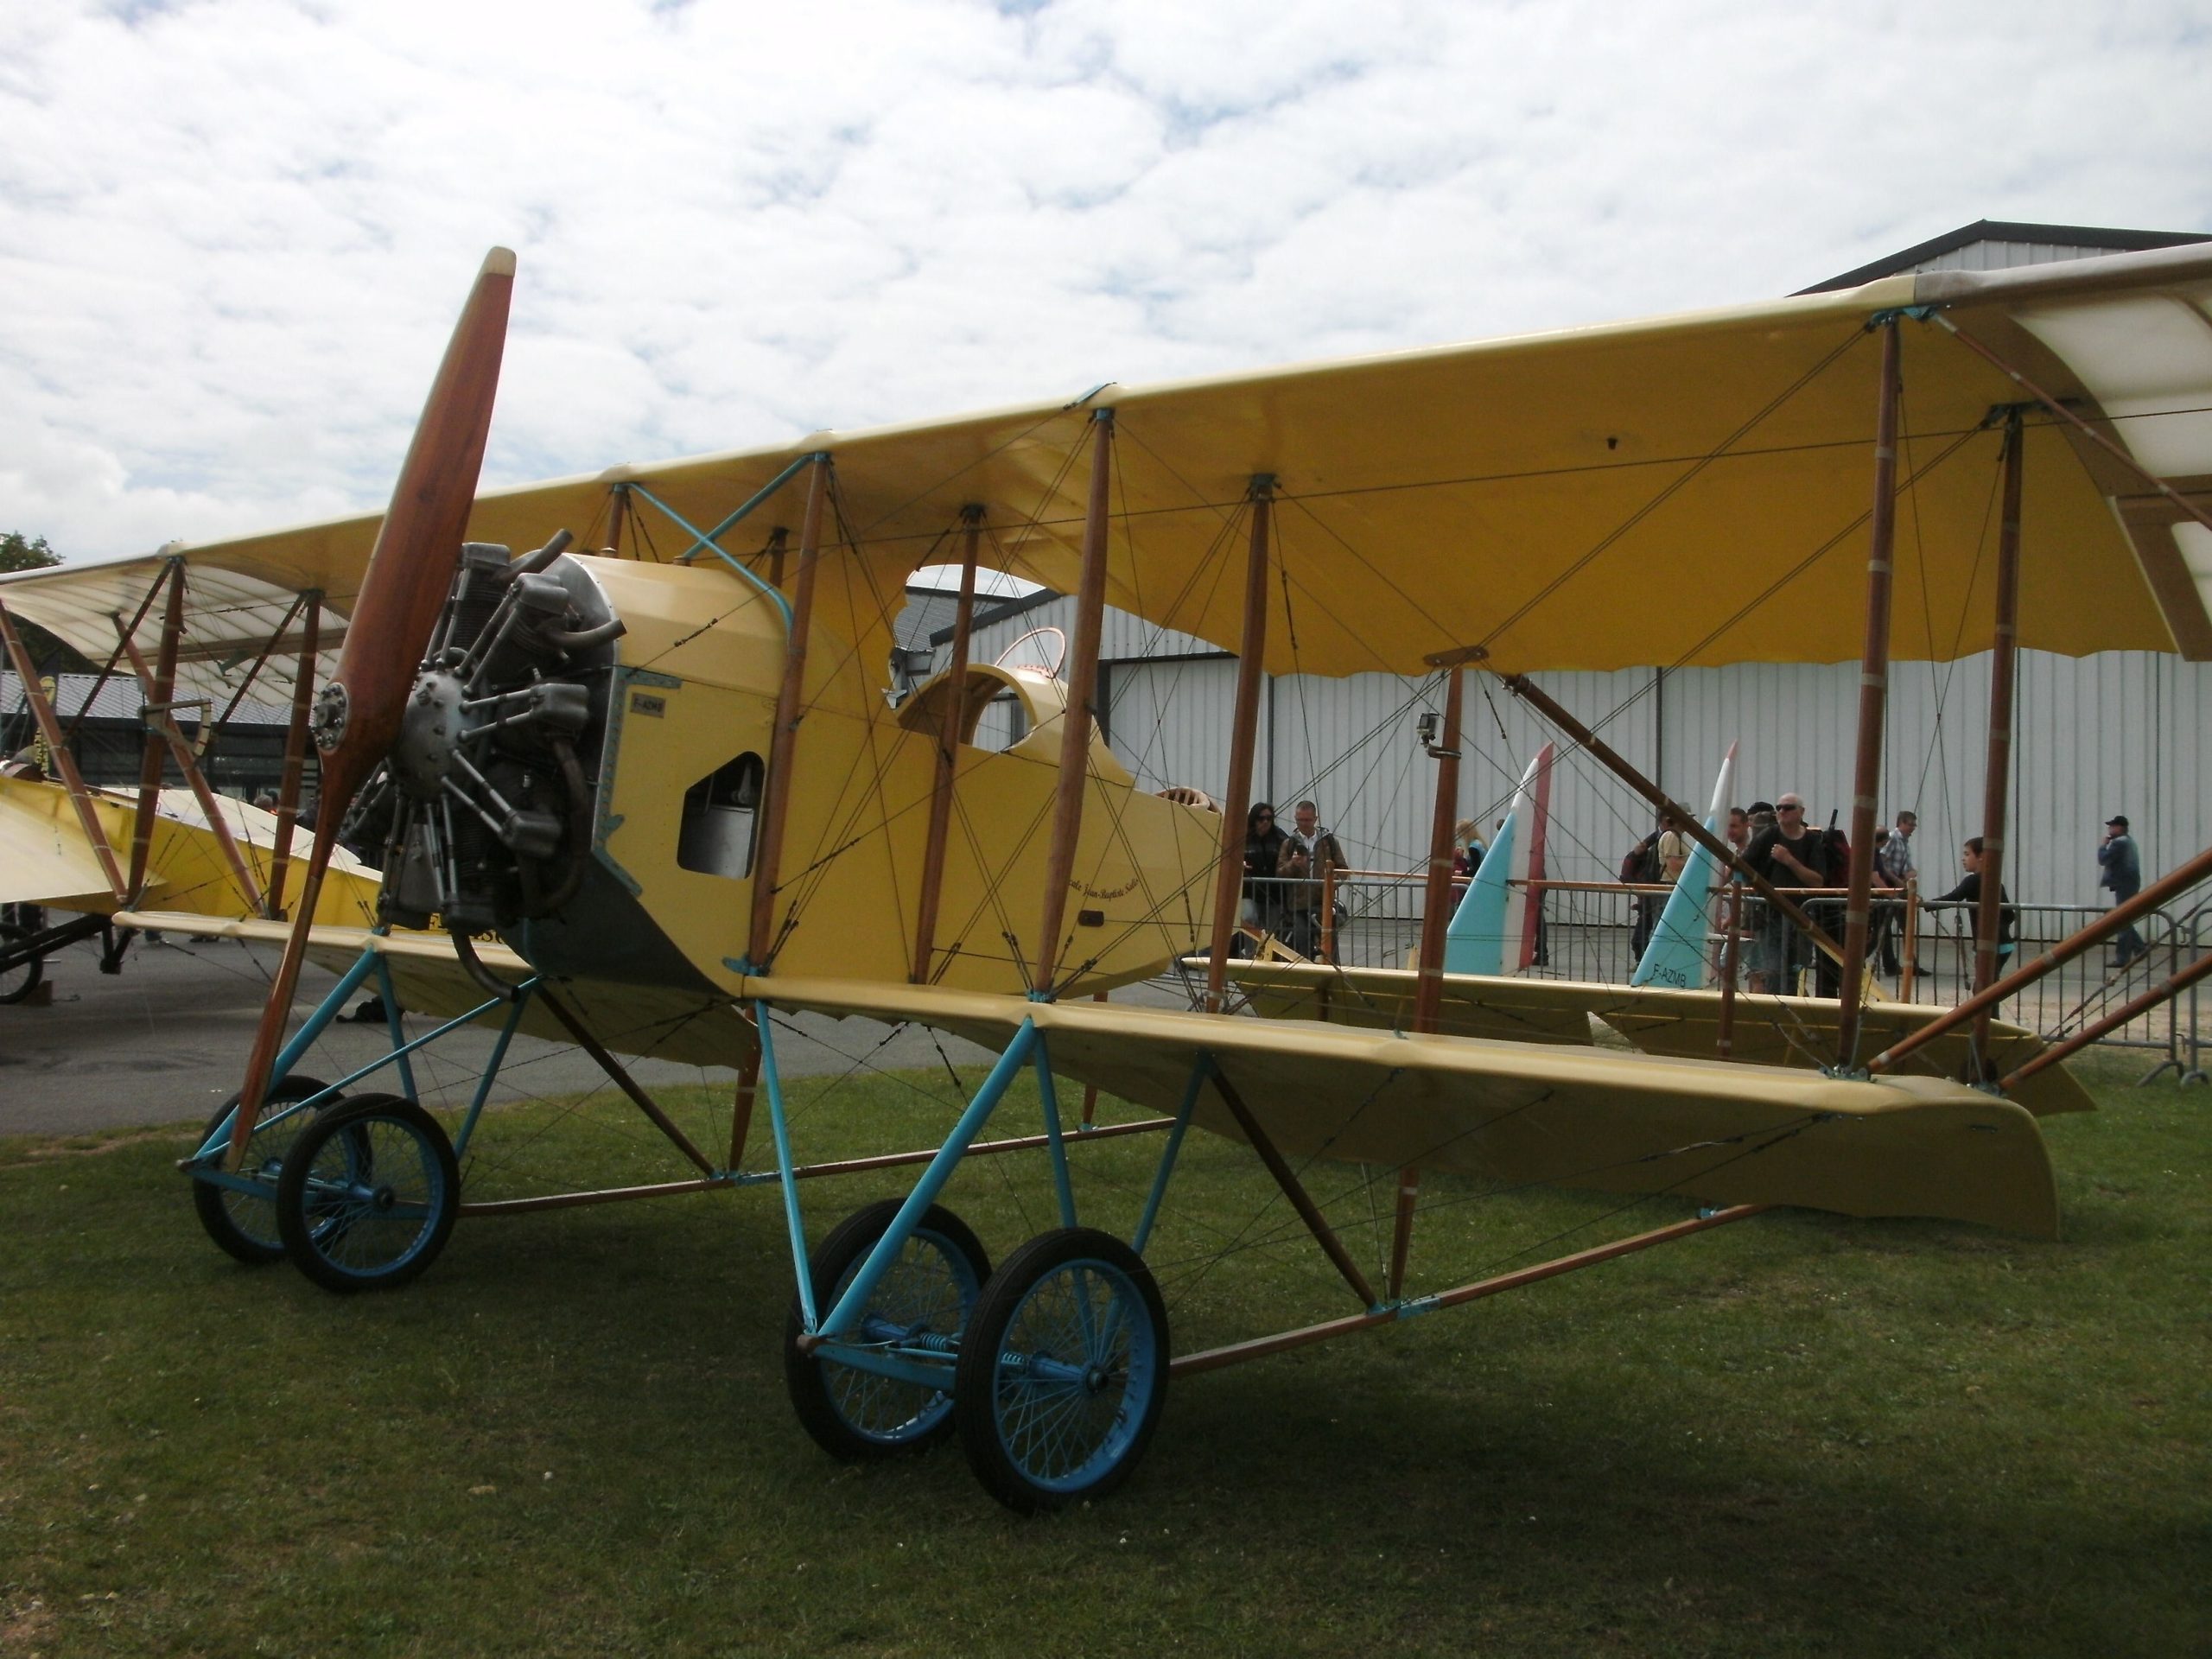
[954,1229,1169,1513]
[0,921,40,1005]
[276,1094,459,1293]
[189,1073,346,1265]
[785,1199,990,1459]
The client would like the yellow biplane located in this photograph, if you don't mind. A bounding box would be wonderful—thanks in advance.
[4,241,2209,1511]
[1,598,389,1001]
[0,770,386,998]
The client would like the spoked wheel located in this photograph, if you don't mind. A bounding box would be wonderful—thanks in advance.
[276,1093,459,1294]
[954,1228,1169,1513]
[785,1199,990,1460]
[190,1073,346,1265]
[0,925,41,1006]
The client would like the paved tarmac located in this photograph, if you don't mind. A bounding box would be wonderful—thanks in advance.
[0,927,1069,1138]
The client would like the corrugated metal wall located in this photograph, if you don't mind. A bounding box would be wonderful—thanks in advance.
[1440,669,1662,884]
[1922,238,2133,274]
[949,596,2209,901]
[1661,652,2212,903]
[1103,656,1266,800]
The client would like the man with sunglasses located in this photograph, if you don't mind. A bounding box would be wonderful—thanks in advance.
[1277,800,1347,960]
[1744,794,1825,994]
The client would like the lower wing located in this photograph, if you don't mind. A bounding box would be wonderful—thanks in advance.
[746,975,2061,1239]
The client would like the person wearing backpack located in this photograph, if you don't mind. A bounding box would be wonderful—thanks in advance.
[1744,794,1822,994]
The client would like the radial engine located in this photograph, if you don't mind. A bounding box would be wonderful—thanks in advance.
[339,536,625,935]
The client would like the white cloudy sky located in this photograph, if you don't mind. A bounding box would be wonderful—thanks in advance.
[3,0,2208,566]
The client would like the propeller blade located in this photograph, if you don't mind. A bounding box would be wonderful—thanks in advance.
[315,245,516,812]
[226,248,515,1166]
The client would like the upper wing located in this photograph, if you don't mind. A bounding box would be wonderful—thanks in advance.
[5,244,2207,692]
[747,976,2060,1239]
[2,558,338,716]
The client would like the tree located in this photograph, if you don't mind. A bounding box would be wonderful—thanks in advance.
[0,530,60,574]
[0,532,94,674]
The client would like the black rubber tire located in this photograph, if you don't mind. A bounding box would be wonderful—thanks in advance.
[189,1074,344,1265]
[954,1228,1169,1514]
[785,1198,991,1461]
[276,1094,459,1294]
[0,925,41,1006]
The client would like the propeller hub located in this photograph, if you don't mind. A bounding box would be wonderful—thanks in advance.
[395,670,467,802]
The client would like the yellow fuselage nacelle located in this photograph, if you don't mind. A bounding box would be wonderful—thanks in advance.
[577,556,1218,998]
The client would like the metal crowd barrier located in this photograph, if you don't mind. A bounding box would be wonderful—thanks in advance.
[1905,899,2191,1082]
[2175,900,2209,1087]
[1304,870,1674,982]
[1235,874,1342,961]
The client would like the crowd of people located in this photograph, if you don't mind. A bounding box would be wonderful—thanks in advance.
[1230,779,2151,987]
[1629,795,2152,994]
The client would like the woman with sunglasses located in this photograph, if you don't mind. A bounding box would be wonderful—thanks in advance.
[1242,803,1290,947]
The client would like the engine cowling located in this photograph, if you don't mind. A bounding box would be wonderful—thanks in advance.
[350,538,623,933]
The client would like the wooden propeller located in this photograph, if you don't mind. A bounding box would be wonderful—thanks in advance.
[224,248,515,1166]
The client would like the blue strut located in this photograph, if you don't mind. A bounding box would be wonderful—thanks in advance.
[809,1018,1040,1340]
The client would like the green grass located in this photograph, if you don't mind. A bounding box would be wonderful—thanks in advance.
[3,1049,2207,1656]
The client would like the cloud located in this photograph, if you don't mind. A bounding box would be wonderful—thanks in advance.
[2,0,2208,562]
